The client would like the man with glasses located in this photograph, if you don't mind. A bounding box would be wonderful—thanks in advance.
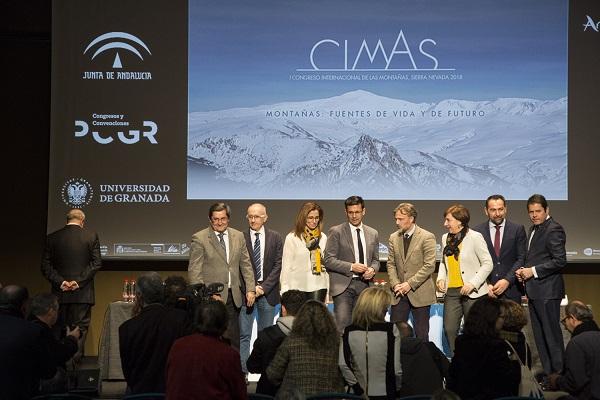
[188,202,256,350]
[239,203,283,379]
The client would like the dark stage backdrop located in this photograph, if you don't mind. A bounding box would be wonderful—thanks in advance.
[48,0,600,263]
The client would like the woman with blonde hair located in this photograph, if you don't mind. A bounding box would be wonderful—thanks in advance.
[280,202,328,302]
[339,287,402,400]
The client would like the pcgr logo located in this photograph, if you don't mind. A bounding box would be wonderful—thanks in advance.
[82,32,153,80]
[61,178,94,208]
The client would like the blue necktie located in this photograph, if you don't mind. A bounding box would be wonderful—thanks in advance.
[253,232,262,281]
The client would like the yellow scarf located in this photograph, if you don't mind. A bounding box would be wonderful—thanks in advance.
[303,227,322,275]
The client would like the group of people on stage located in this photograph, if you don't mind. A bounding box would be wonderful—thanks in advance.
[2,194,600,400]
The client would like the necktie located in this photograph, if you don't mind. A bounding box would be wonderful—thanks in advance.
[493,225,501,257]
[403,233,411,255]
[253,232,262,281]
[218,232,226,252]
[357,228,365,264]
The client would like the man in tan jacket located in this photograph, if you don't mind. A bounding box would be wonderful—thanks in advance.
[386,203,437,339]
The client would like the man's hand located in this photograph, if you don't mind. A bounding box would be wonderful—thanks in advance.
[362,267,376,280]
[351,263,368,274]
[211,293,224,302]
[487,284,497,298]
[436,280,447,293]
[492,279,510,296]
[460,283,475,296]
[246,291,256,307]
[60,281,70,291]
[255,285,264,297]
[67,325,81,340]
[69,281,80,290]
[548,373,560,390]
[395,282,411,296]
[515,267,533,283]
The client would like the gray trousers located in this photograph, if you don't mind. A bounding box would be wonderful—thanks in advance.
[443,288,478,355]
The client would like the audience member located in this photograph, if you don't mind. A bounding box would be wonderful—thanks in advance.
[119,272,191,394]
[280,202,329,302]
[339,287,401,399]
[164,275,188,309]
[267,300,345,396]
[437,204,493,354]
[500,299,532,368]
[397,321,449,397]
[247,289,305,396]
[29,293,80,394]
[0,285,55,400]
[548,301,600,400]
[448,297,520,400]
[166,299,247,400]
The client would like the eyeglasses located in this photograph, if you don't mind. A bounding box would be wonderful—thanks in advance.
[247,215,264,220]
[561,315,572,325]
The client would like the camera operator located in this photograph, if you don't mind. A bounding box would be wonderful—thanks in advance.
[119,272,192,394]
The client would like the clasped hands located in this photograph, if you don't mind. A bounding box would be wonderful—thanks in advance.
[393,282,411,297]
[351,263,376,280]
[515,267,534,283]
[60,281,80,291]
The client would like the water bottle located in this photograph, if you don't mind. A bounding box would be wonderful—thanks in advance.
[130,280,136,302]
[122,279,129,302]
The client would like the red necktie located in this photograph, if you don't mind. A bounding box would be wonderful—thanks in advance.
[493,225,501,257]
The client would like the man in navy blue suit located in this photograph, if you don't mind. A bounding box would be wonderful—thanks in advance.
[516,194,567,376]
[474,194,527,303]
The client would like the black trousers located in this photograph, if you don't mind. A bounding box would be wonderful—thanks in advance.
[56,303,92,363]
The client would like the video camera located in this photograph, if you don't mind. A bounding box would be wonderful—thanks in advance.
[172,282,225,317]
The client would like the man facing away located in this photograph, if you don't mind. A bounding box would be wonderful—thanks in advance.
[247,289,305,396]
[473,194,527,303]
[240,203,283,377]
[188,202,256,349]
[41,208,102,363]
[515,194,567,377]
[386,203,437,340]
[119,272,191,394]
[325,195,380,333]
[549,301,600,400]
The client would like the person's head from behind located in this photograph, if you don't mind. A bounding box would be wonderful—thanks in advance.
[136,272,165,307]
[29,293,59,327]
[292,300,338,349]
[432,389,462,400]
[501,299,527,332]
[352,287,392,329]
[280,290,305,317]
[463,297,504,338]
[66,209,85,227]
[164,275,188,307]
[397,321,414,339]
[195,299,228,337]
[0,285,29,316]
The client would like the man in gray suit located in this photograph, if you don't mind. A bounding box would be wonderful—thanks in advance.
[386,203,437,339]
[325,196,379,333]
[188,202,256,349]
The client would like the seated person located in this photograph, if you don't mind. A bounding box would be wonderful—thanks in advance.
[166,299,247,400]
[29,293,80,394]
[397,321,449,397]
[164,275,188,309]
[247,289,305,396]
[500,299,532,368]
[119,272,191,394]
[267,300,345,396]
[447,297,520,400]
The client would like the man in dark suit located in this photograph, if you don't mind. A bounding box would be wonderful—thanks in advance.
[325,195,379,333]
[240,203,283,376]
[474,194,527,303]
[188,202,256,349]
[0,285,55,400]
[41,209,102,362]
[119,272,191,394]
[516,194,567,376]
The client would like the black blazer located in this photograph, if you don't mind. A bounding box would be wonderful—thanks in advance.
[243,227,283,306]
[41,224,102,304]
[523,217,567,300]
[473,219,526,302]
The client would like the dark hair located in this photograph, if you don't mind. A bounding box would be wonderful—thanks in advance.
[293,202,324,237]
[527,194,548,211]
[463,297,503,338]
[565,301,594,322]
[280,290,305,316]
[501,299,527,332]
[164,275,188,307]
[208,202,231,219]
[195,299,228,337]
[444,204,470,228]
[290,300,338,350]
[0,285,29,310]
[344,195,364,210]
[30,293,58,317]
[136,272,164,306]
[485,194,506,208]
